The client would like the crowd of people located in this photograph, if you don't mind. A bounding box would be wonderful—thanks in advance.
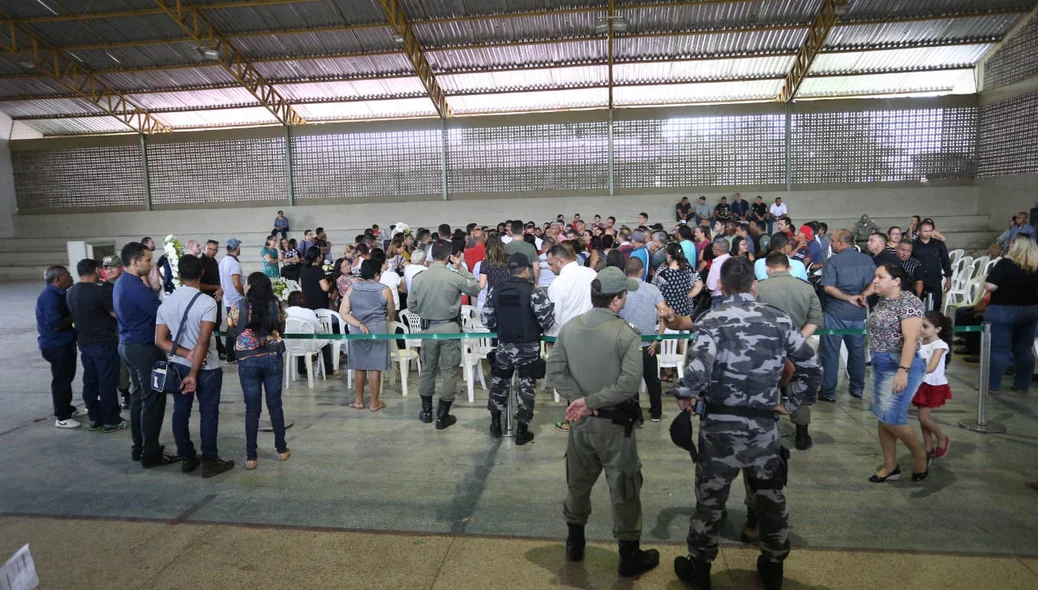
[31,197,1038,588]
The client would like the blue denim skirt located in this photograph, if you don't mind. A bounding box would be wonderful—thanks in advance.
[870,352,925,426]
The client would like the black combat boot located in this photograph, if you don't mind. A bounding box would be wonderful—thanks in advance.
[674,555,711,589]
[515,421,534,445]
[435,399,457,430]
[617,540,659,577]
[757,555,783,590]
[740,512,759,543]
[795,424,813,450]
[489,411,502,438]
[419,396,434,423]
[565,523,585,561]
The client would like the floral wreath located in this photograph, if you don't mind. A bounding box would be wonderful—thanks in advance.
[392,222,412,238]
[163,235,184,290]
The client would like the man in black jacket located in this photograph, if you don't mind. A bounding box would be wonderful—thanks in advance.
[912,220,952,311]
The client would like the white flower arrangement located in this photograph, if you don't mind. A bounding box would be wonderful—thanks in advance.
[322,263,334,274]
[163,234,184,290]
[392,222,411,238]
[271,277,289,302]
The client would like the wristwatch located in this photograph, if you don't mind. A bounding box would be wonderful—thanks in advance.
[897,366,909,372]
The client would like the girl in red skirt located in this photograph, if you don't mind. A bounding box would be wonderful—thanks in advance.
[915,311,953,459]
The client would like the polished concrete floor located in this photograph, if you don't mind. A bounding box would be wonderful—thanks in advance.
[1,281,1037,589]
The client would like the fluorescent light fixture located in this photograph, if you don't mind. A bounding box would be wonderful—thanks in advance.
[392,32,405,44]
[833,0,851,16]
[199,45,220,60]
[17,59,35,70]
[595,16,629,34]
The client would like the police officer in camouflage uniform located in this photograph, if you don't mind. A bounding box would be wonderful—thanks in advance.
[666,256,820,590]
[481,252,555,445]
[410,240,481,430]
[546,266,660,579]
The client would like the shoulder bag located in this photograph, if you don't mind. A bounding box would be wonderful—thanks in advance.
[151,292,204,394]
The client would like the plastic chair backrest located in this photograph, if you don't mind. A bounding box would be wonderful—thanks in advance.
[285,316,322,353]
[400,308,423,334]
[285,280,301,293]
[983,257,1000,277]
[314,308,345,334]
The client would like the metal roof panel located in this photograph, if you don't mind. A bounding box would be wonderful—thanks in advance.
[797,68,977,97]
[614,79,782,106]
[127,86,261,110]
[826,15,1018,47]
[438,65,608,93]
[160,106,280,129]
[21,115,135,136]
[811,44,995,73]
[427,39,606,72]
[0,97,106,118]
[614,55,794,82]
[252,54,415,80]
[449,87,608,114]
[292,97,437,120]
[278,77,428,100]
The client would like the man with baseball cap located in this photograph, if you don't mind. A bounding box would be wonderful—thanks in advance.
[480,252,555,444]
[101,256,132,409]
[547,266,660,578]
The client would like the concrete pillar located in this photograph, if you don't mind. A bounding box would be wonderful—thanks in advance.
[0,112,16,238]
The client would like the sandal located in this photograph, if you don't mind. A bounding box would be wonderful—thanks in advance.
[348,402,365,409]
[370,402,386,412]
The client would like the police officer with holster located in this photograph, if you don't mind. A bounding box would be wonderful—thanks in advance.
[546,266,660,579]
[409,240,481,429]
[481,252,555,444]
[663,256,820,590]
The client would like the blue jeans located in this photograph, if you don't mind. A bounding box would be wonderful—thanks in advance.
[819,314,866,399]
[870,352,925,426]
[171,364,223,461]
[238,353,287,460]
[80,342,122,426]
[986,304,1038,392]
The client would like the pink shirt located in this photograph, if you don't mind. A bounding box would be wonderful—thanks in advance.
[706,253,731,297]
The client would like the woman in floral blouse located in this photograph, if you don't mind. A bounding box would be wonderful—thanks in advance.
[228,272,290,470]
[865,264,929,484]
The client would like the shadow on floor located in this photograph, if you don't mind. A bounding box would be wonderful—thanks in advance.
[727,568,833,590]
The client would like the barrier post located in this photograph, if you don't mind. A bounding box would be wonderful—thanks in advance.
[504,371,516,438]
[960,323,1005,434]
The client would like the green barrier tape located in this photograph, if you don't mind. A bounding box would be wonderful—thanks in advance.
[215,331,691,342]
[814,325,983,336]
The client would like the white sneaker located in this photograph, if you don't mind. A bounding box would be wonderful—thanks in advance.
[55,419,81,429]
[70,408,85,418]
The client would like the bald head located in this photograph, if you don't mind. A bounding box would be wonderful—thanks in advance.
[831,229,854,253]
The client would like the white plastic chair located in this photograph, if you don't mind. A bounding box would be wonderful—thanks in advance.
[284,316,327,389]
[982,257,1000,278]
[461,328,489,402]
[947,249,964,267]
[388,321,418,396]
[657,337,686,380]
[398,309,423,372]
[314,308,349,373]
[944,257,978,315]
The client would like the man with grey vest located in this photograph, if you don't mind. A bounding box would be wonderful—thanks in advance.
[410,240,481,429]
[547,266,660,578]
[481,252,555,444]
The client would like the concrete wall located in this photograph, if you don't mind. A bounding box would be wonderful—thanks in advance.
[977,175,1038,230]
[10,184,982,242]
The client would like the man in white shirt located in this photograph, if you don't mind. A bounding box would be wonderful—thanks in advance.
[705,239,731,308]
[768,197,788,235]
[403,248,428,295]
[155,254,234,478]
[379,259,402,313]
[545,244,596,337]
[218,238,244,362]
[538,237,558,289]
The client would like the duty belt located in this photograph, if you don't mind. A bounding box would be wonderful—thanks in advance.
[422,316,461,329]
[705,403,779,421]
[589,403,642,437]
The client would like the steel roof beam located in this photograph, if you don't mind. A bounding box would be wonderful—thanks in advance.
[16,1,327,24]
[153,0,304,125]
[377,0,451,118]
[8,64,976,119]
[32,6,1027,54]
[0,14,170,133]
[778,0,847,102]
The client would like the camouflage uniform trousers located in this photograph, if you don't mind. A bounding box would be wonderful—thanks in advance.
[488,342,540,423]
[688,417,790,564]
[744,385,806,517]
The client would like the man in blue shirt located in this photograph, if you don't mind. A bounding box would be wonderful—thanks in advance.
[629,230,651,281]
[753,233,808,282]
[114,242,179,468]
[819,229,876,402]
[1007,212,1036,251]
[36,265,81,429]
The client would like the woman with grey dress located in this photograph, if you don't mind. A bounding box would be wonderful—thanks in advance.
[339,259,395,411]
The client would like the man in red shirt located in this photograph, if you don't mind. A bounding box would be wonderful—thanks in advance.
[465,227,486,271]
